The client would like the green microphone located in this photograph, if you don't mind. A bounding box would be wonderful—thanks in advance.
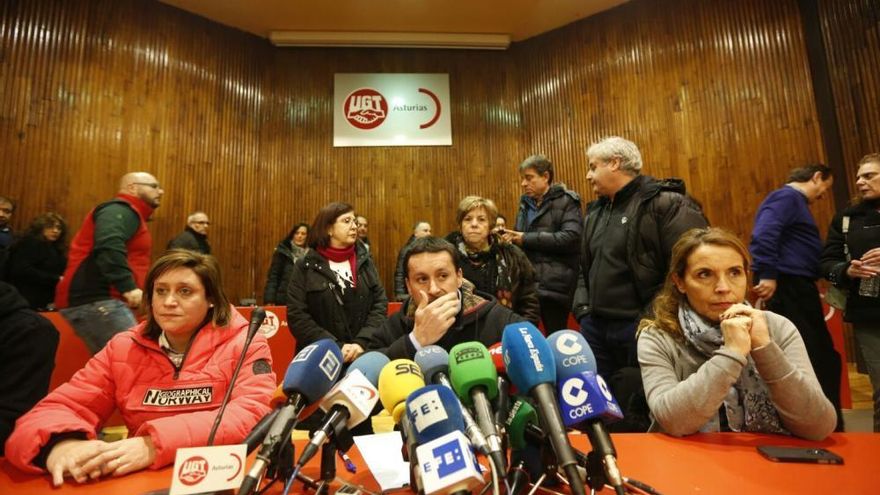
[448,342,506,471]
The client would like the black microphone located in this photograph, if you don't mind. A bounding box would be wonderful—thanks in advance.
[207,307,267,446]
[239,339,343,495]
[244,408,280,454]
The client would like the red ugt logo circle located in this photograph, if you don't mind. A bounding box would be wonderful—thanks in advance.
[177,455,209,486]
[344,88,388,130]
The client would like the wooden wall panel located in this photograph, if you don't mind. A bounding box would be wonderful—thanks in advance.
[820,0,880,196]
[511,0,836,241]
[1,0,877,304]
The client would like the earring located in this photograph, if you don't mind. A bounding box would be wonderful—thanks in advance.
[209,303,214,308]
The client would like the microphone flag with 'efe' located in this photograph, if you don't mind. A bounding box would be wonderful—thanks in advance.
[239,339,343,495]
[415,345,490,456]
[448,341,506,472]
[294,352,387,470]
[407,385,484,495]
[502,322,586,495]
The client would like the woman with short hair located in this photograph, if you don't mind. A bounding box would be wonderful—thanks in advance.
[7,212,68,309]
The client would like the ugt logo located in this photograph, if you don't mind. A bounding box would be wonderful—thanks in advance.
[344,88,388,130]
[177,455,209,486]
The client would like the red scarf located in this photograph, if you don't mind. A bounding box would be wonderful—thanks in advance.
[317,244,357,286]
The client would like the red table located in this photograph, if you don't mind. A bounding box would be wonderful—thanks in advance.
[2,433,876,494]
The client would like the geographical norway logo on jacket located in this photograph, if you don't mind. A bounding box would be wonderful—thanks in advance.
[142,386,213,406]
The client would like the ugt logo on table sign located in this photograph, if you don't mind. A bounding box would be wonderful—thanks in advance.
[344,88,388,129]
[177,455,209,486]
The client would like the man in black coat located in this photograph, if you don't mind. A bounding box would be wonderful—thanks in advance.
[0,282,59,454]
[573,136,708,378]
[362,237,524,360]
[502,155,583,332]
[167,211,211,254]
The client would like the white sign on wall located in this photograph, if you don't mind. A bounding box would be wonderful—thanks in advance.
[333,73,451,147]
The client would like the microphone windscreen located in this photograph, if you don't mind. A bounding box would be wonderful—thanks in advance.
[559,371,623,426]
[378,359,425,423]
[414,346,449,383]
[448,342,498,406]
[488,342,505,374]
[505,397,539,451]
[406,384,465,444]
[502,322,556,393]
[547,330,597,381]
[282,339,343,403]
[348,351,390,385]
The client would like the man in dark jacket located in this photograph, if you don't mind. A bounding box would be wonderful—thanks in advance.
[750,164,841,429]
[573,136,707,379]
[363,237,524,360]
[0,282,59,454]
[502,155,583,332]
[55,172,164,353]
[166,211,211,254]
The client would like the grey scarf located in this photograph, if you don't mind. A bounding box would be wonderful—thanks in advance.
[678,302,789,435]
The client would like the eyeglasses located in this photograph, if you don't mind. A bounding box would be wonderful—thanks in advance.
[133,182,162,189]
[191,221,210,225]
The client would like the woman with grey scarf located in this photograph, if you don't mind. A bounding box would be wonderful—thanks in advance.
[637,227,836,440]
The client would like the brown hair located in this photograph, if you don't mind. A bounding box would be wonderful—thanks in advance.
[638,227,750,339]
[306,202,355,249]
[456,196,499,226]
[141,250,231,340]
[26,211,68,255]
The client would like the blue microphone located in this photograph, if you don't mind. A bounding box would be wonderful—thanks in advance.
[548,333,625,494]
[414,346,489,455]
[502,322,585,495]
[406,385,483,495]
[240,339,343,495]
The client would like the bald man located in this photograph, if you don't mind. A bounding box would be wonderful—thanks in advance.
[55,172,165,353]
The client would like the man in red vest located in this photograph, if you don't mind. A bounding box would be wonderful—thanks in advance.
[55,172,164,353]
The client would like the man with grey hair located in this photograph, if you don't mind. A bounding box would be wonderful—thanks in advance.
[55,172,164,353]
[573,136,707,407]
[167,211,211,254]
[502,154,583,332]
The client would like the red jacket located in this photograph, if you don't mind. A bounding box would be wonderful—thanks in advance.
[55,193,154,308]
[4,308,276,472]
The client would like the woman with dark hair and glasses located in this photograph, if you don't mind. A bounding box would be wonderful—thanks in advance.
[7,212,68,310]
[263,222,309,305]
[5,250,276,485]
[286,202,388,363]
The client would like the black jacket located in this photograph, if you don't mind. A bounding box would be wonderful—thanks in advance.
[286,244,388,352]
[445,231,541,325]
[393,235,417,301]
[573,175,708,320]
[361,283,525,360]
[515,184,583,305]
[0,282,59,454]
[6,236,67,309]
[166,227,211,254]
[263,240,308,305]
[820,199,880,323]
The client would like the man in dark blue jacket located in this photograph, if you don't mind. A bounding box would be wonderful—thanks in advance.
[750,164,842,429]
[502,155,582,332]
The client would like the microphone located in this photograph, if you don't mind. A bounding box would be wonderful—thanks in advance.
[206,307,267,446]
[244,408,280,454]
[294,352,387,469]
[407,385,484,495]
[415,345,490,456]
[378,359,426,493]
[549,330,624,494]
[447,342,506,472]
[239,339,343,495]
[502,322,585,495]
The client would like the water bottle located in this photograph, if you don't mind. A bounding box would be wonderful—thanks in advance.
[859,275,880,298]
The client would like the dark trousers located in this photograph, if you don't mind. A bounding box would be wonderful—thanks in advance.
[767,274,843,430]
[539,297,571,333]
